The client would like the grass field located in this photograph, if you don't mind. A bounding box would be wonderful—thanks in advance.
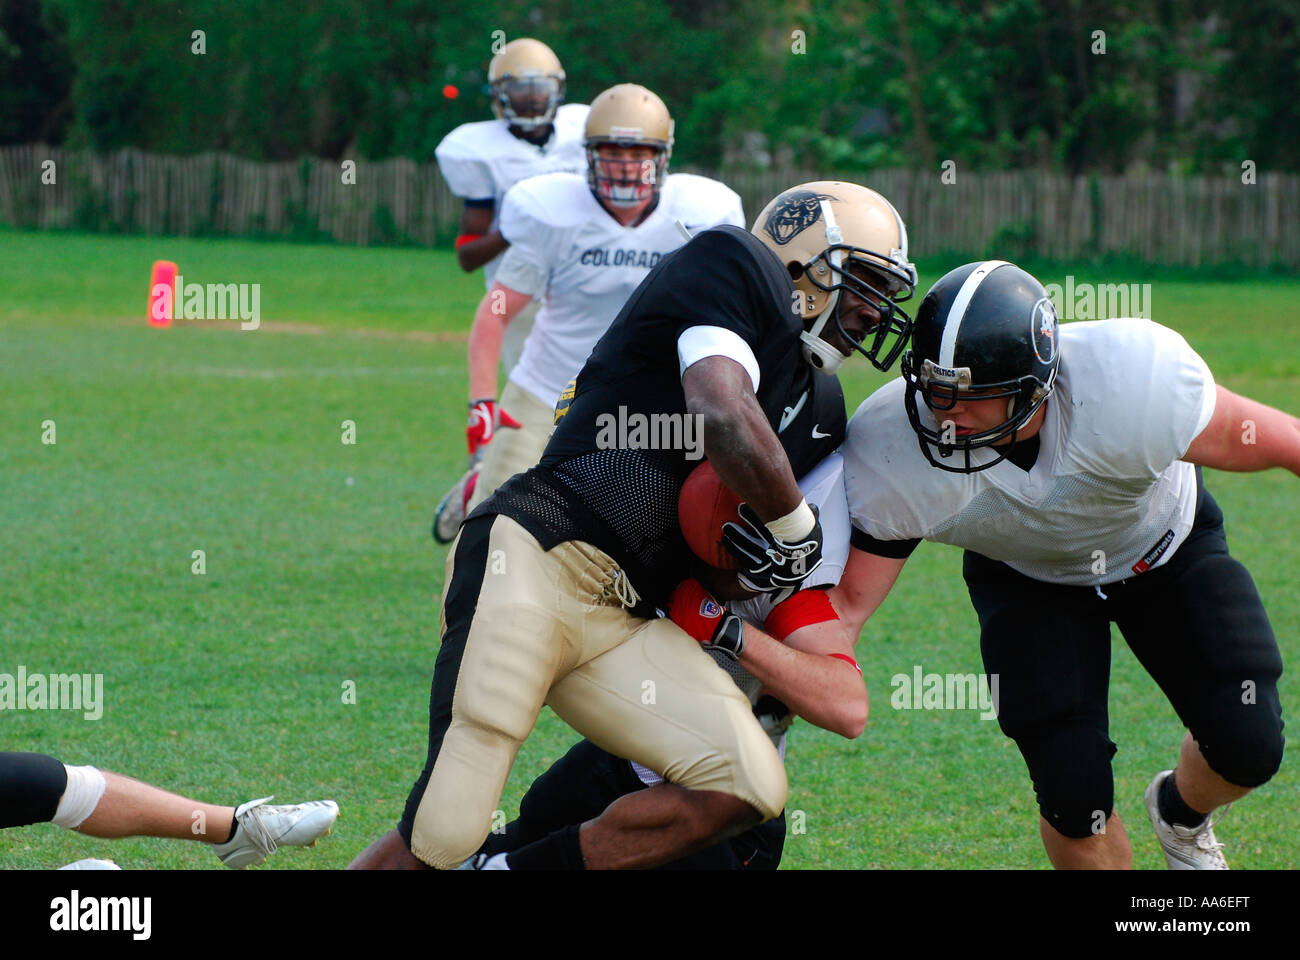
[1,230,1296,869]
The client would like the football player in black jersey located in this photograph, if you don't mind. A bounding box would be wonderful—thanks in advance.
[351,181,917,870]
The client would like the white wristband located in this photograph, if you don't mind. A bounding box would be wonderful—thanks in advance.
[765,500,815,541]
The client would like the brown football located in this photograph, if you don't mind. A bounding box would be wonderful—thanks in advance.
[678,461,742,570]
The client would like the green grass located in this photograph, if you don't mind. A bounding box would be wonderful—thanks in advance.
[0,230,1296,869]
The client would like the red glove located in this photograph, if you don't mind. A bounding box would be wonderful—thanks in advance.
[467,398,523,457]
[667,578,745,660]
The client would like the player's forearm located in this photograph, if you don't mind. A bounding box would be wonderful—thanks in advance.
[456,231,508,272]
[706,413,804,519]
[684,364,803,519]
[738,625,868,739]
[467,295,508,400]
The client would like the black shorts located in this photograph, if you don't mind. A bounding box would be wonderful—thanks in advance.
[963,478,1285,838]
[481,738,786,870]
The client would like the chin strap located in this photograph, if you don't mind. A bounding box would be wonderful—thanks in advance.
[800,200,848,375]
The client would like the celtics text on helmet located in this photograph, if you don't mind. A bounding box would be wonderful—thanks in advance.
[583,84,674,208]
[900,259,1060,473]
[488,38,566,132]
[751,181,917,375]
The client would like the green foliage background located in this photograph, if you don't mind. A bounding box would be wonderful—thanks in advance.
[2,0,1297,173]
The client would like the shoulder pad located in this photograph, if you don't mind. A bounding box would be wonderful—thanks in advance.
[503,172,594,230]
[435,119,513,159]
[662,174,742,218]
[553,103,591,142]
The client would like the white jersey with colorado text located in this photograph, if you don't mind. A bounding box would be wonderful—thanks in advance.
[842,318,1217,585]
[496,171,745,407]
[433,103,590,287]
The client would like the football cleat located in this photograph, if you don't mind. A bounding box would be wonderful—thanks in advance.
[58,858,122,870]
[1143,770,1229,870]
[432,467,480,543]
[453,851,509,870]
[213,796,339,869]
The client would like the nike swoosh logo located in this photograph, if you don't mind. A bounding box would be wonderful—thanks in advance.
[811,424,831,439]
[778,390,808,433]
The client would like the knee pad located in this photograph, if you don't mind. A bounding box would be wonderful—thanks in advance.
[664,720,789,823]
[0,752,69,828]
[749,759,788,823]
[1198,716,1285,789]
[52,764,107,829]
[1018,724,1116,840]
[721,743,788,823]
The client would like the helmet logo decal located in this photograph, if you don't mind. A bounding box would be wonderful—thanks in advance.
[1030,297,1058,363]
[763,190,837,246]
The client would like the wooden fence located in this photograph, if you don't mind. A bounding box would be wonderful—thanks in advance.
[1,144,1295,267]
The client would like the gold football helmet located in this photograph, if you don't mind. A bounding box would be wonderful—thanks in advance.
[752,181,917,373]
[488,38,565,131]
[583,84,674,207]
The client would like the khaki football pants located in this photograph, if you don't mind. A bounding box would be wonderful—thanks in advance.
[466,380,556,510]
[408,515,788,869]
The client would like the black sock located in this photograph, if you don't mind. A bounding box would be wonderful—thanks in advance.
[221,813,239,844]
[505,824,585,870]
[1158,772,1208,828]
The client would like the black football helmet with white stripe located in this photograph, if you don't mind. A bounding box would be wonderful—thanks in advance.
[901,260,1059,472]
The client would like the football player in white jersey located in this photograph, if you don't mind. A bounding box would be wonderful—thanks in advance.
[432,82,744,538]
[434,38,588,288]
[815,260,1295,869]
[432,38,588,536]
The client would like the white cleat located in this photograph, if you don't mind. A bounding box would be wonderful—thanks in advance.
[452,852,508,870]
[213,796,340,869]
[58,858,122,870]
[432,467,480,543]
[1144,770,1229,870]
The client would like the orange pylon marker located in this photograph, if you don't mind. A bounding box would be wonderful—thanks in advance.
[149,260,178,327]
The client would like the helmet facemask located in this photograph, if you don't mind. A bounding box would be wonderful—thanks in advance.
[494,75,564,132]
[586,139,669,208]
[901,356,1056,472]
[796,201,917,374]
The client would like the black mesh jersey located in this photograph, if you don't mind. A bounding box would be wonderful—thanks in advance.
[474,224,847,613]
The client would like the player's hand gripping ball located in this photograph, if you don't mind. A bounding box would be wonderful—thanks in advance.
[678,461,824,595]
[723,502,824,595]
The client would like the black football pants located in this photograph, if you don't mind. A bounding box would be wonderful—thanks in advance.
[964,480,1285,839]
